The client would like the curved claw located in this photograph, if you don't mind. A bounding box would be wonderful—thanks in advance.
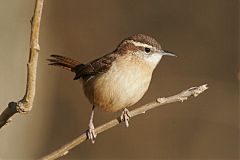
[121,108,131,127]
[87,122,97,144]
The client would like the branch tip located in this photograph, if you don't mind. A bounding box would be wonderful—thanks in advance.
[40,84,208,160]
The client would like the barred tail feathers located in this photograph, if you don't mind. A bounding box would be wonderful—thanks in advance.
[48,54,82,71]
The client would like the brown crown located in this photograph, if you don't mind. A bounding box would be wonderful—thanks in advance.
[124,34,161,50]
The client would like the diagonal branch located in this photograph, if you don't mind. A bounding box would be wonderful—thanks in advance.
[40,84,208,160]
[0,0,44,129]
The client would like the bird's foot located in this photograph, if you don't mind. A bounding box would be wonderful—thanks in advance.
[86,121,97,144]
[120,108,131,127]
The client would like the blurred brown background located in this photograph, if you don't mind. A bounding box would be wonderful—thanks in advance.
[0,0,239,159]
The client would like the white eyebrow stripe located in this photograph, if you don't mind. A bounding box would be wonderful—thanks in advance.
[125,40,154,49]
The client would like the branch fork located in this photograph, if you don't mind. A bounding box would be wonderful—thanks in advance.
[0,1,209,159]
[0,0,44,128]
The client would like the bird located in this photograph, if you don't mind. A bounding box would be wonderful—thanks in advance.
[48,34,175,143]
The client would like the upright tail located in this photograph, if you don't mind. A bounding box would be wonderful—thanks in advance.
[47,54,83,72]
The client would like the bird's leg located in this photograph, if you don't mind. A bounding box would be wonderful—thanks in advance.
[120,108,131,127]
[87,106,97,143]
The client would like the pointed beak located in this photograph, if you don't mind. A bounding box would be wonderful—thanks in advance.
[159,49,176,57]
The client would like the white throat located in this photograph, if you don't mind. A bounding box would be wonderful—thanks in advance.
[143,53,162,68]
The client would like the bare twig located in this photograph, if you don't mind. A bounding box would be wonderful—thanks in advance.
[0,0,44,128]
[40,84,208,160]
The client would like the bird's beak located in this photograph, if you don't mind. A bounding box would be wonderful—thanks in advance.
[159,49,176,57]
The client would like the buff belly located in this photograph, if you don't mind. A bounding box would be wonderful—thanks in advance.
[82,58,154,112]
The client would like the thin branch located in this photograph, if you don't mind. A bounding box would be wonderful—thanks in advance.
[0,0,44,128]
[40,84,208,160]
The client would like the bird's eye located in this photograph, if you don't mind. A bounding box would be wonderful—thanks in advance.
[144,47,151,53]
